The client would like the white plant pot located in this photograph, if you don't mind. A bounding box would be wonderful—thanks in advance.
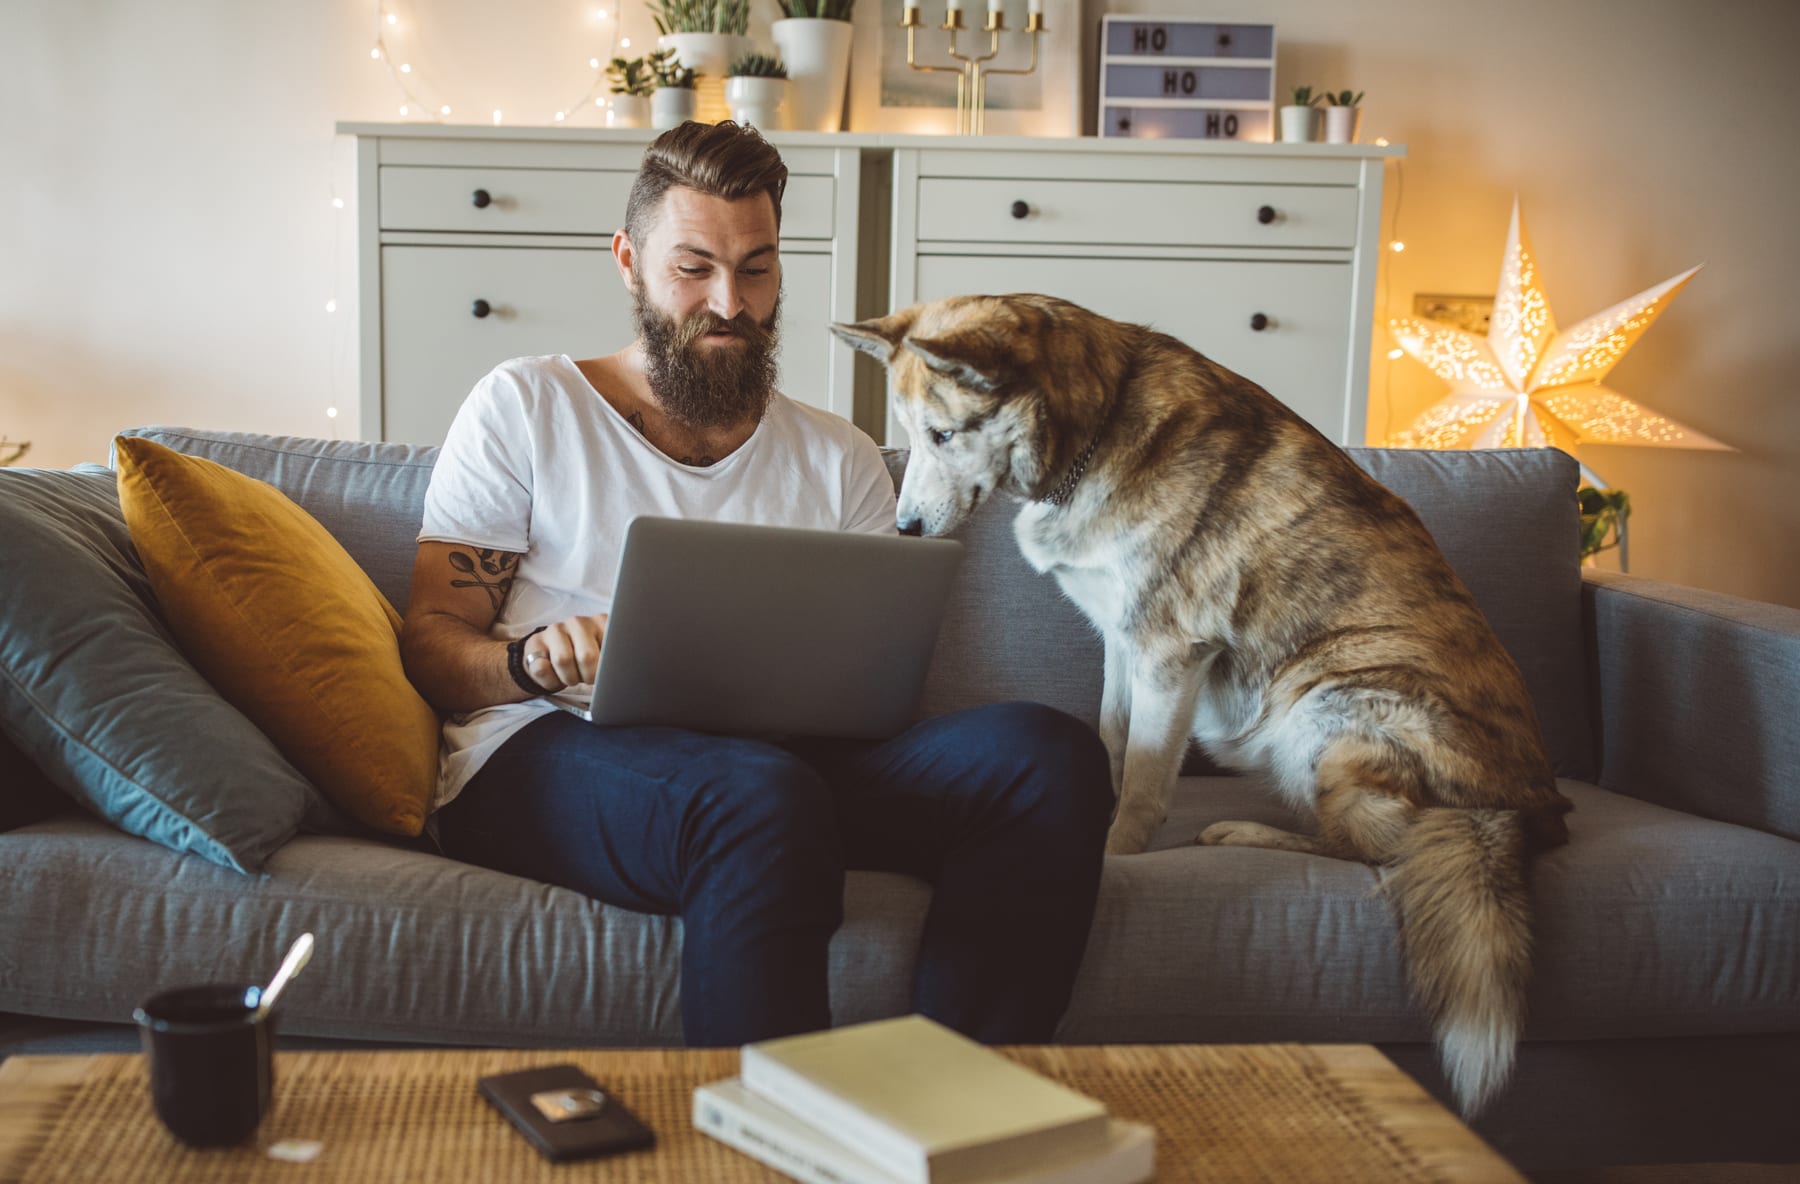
[659,32,750,123]
[607,93,650,129]
[1278,105,1319,143]
[1323,105,1363,144]
[725,76,788,131]
[651,87,698,130]
[770,17,853,132]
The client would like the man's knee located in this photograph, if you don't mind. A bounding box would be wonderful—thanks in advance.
[970,701,1114,825]
[684,742,839,858]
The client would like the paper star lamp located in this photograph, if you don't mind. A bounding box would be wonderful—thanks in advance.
[1386,198,1728,452]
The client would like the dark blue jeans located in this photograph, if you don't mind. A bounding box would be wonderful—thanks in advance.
[435,701,1112,1046]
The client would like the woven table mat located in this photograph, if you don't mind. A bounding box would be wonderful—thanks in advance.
[3,1044,1513,1183]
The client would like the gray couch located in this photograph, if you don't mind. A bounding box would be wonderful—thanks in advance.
[3,427,1797,1175]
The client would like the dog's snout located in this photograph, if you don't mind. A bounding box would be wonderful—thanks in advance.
[897,517,924,537]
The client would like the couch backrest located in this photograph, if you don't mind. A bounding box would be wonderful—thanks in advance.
[122,429,1593,779]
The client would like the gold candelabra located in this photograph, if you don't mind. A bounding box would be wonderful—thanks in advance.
[901,5,1046,135]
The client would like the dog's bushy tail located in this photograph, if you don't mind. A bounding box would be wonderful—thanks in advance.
[1385,807,1533,1117]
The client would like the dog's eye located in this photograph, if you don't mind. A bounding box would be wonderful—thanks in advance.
[927,428,954,447]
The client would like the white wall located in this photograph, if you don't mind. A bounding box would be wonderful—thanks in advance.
[5,0,1797,606]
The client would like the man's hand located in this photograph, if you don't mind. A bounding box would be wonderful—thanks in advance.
[522,614,609,693]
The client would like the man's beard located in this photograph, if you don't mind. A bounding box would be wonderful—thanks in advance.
[633,278,781,431]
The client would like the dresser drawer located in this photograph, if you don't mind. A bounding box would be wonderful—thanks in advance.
[381,167,630,234]
[915,179,1358,250]
[380,166,837,239]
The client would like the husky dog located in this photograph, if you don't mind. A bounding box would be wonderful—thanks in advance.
[832,294,1573,1115]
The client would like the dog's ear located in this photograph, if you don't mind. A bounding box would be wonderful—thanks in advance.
[903,331,1009,396]
[830,312,914,363]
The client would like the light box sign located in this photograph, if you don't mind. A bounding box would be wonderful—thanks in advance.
[1098,16,1277,142]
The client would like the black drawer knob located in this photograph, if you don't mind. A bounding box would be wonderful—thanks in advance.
[472,188,492,209]
[1010,200,1030,220]
[1250,312,1270,331]
[471,299,492,319]
[1257,205,1276,225]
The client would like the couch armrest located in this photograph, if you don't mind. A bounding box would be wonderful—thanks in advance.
[1583,570,1800,841]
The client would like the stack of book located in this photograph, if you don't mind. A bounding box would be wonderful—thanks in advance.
[693,1015,1155,1184]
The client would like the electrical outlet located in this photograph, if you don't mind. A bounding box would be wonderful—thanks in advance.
[1412,293,1494,335]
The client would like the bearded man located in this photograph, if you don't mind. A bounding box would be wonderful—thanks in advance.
[400,121,1111,1047]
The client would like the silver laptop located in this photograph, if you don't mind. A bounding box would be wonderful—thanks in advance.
[585,516,964,738]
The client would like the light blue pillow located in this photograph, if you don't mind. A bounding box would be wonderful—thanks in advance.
[0,465,332,871]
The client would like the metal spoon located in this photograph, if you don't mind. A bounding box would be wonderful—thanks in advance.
[247,932,314,1018]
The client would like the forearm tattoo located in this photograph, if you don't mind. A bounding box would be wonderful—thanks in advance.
[446,548,518,611]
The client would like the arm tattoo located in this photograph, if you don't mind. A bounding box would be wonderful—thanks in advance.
[446,548,519,611]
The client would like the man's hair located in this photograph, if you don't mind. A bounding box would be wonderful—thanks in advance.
[623,120,788,250]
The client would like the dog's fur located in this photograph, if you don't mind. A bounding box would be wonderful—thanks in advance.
[833,294,1574,1115]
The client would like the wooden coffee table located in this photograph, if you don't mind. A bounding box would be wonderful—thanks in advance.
[0,1043,1523,1182]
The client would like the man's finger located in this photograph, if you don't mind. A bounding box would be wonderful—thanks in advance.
[570,628,602,686]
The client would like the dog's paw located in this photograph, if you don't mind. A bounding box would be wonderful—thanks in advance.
[1197,820,1253,847]
[1196,820,1324,855]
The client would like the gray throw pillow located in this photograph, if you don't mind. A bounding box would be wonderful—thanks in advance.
[0,465,331,871]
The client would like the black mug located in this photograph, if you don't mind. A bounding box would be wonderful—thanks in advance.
[134,984,276,1147]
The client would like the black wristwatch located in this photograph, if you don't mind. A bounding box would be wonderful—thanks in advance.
[506,626,550,696]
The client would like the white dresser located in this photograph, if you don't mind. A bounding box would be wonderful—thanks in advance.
[339,124,1400,448]
[888,140,1395,447]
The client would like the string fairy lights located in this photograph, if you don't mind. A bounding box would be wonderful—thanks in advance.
[328,4,648,434]
[366,2,629,125]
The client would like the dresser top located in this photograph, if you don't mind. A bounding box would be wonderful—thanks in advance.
[335,122,1405,159]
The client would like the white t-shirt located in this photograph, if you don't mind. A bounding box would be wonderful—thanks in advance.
[417,353,898,808]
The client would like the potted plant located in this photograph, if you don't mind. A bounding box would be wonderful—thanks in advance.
[648,48,699,130]
[1578,484,1631,567]
[1279,85,1319,143]
[652,0,751,122]
[1321,89,1364,144]
[605,55,655,128]
[770,0,855,132]
[725,53,790,130]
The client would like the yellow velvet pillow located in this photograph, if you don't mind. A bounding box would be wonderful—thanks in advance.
[114,436,438,836]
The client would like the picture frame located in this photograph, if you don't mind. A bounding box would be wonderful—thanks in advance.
[847,0,1081,136]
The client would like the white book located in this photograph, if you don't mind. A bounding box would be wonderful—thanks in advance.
[695,1078,1155,1184]
[739,1016,1113,1184]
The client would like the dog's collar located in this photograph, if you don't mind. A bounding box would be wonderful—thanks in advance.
[1040,384,1122,509]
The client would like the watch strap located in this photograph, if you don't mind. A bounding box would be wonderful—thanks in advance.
[506,625,550,696]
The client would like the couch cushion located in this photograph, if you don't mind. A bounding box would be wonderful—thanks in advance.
[0,817,925,1046]
[1059,778,1800,1044]
[5,779,1791,1047]
[114,437,441,837]
[885,447,1593,780]
[0,466,326,871]
[1352,448,1590,779]
[881,451,1107,732]
[118,429,437,613]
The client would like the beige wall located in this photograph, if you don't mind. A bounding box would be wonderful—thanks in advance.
[5,0,1796,606]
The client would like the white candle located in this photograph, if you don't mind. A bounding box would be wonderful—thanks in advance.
[1027,0,1041,11]
[946,0,962,11]
[988,0,1002,11]
[903,0,918,8]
